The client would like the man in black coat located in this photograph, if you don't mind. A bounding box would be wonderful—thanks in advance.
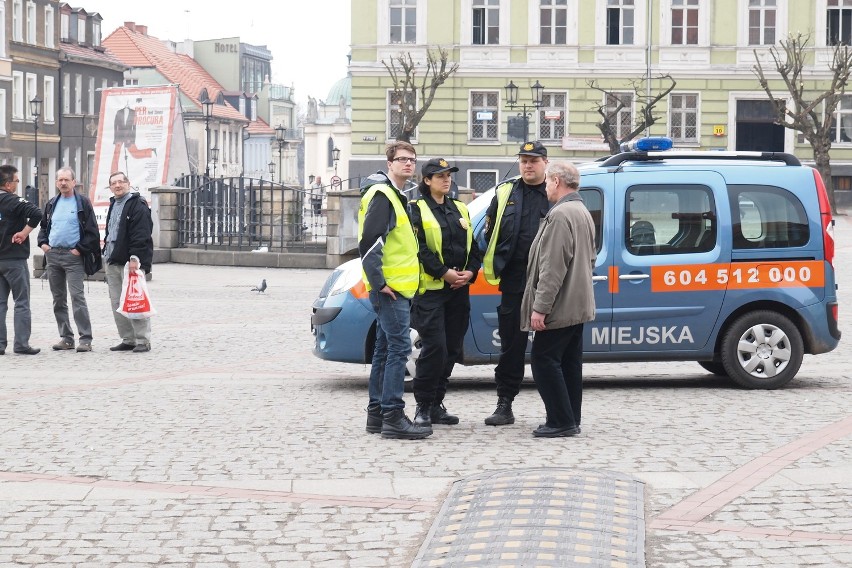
[102,171,154,353]
[0,165,43,355]
[37,167,101,352]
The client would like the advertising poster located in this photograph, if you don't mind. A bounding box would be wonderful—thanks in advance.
[89,86,178,227]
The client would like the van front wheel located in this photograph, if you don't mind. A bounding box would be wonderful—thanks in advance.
[721,311,803,389]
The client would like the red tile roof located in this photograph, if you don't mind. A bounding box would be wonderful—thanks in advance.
[246,117,274,136]
[103,25,247,122]
[60,41,127,69]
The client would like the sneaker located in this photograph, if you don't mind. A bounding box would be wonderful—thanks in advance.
[76,343,92,352]
[52,340,75,351]
[133,343,151,353]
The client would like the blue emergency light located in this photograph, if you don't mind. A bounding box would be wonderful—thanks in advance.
[620,137,674,153]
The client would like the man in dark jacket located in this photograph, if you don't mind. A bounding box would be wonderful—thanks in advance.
[37,167,101,352]
[0,164,43,355]
[102,171,154,353]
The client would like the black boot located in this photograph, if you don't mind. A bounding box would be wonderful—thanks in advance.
[484,396,515,426]
[414,402,433,430]
[366,404,382,434]
[381,408,432,439]
[431,402,459,425]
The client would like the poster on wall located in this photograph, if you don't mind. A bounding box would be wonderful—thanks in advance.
[89,85,179,228]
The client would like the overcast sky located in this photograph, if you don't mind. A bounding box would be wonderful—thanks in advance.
[81,0,352,104]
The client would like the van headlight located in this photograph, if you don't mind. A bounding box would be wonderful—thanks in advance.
[327,259,363,296]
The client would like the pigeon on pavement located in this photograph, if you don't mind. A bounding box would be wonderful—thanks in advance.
[251,279,267,293]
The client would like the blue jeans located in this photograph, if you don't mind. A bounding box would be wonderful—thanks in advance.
[368,290,412,412]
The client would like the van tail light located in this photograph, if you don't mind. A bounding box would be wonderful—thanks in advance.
[813,169,835,266]
[827,302,841,340]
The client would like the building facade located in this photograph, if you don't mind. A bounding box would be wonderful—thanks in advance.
[58,3,125,195]
[350,0,852,195]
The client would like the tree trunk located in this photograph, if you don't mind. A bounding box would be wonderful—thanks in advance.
[396,131,412,143]
[812,146,838,214]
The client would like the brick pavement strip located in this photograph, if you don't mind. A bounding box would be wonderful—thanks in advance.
[0,216,850,566]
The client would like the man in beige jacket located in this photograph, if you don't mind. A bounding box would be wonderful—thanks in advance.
[521,160,596,438]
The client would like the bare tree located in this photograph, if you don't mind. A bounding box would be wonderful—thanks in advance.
[588,75,677,154]
[382,47,459,143]
[754,32,852,213]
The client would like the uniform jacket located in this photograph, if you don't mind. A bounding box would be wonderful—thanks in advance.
[0,190,43,260]
[103,192,154,273]
[521,192,596,331]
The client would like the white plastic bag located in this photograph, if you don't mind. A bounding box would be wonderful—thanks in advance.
[116,256,156,319]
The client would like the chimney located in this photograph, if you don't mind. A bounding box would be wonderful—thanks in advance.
[137,25,148,36]
[124,21,136,32]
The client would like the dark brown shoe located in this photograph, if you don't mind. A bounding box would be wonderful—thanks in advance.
[110,343,136,351]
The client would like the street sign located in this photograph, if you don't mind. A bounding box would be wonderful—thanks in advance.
[331,175,342,191]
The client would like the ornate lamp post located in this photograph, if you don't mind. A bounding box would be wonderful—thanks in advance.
[211,147,219,178]
[202,99,214,178]
[308,174,315,185]
[275,125,286,183]
[268,161,276,183]
[30,97,42,191]
[504,80,545,142]
[332,146,341,176]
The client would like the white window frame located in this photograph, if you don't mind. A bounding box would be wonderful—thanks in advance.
[460,0,509,46]
[77,15,85,44]
[831,94,852,145]
[537,0,570,45]
[528,0,579,46]
[738,0,787,47]
[12,72,24,119]
[387,89,418,141]
[43,76,54,123]
[25,73,37,119]
[660,0,710,47]
[12,0,22,42]
[44,4,53,48]
[389,0,417,44]
[74,73,82,114]
[668,92,700,145]
[605,91,635,140]
[378,0,426,44]
[594,0,647,47]
[467,169,499,193]
[62,72,70,114]
[26,0,35,44]
[92,20,100,46]
[0,2,7,58]
[60,11,68,40]
[468,89,500,142]
[538,91,568,142]
[87,76,94,114]
[0,90,7,136]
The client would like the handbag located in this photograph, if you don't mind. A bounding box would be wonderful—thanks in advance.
[116,260,156,319]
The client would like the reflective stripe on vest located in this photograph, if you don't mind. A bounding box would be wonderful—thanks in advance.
[482,181,514,285]
[414,199,473,294]
[357,184,420,299]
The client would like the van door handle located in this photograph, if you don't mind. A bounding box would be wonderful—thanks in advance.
[619,274,650,281]
[592,275,607,282]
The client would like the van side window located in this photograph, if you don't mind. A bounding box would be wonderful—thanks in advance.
[729,185,809,249]
[626,185,716,256]
[579,188,603,253]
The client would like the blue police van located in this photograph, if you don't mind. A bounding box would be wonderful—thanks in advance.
[311,139,841,389]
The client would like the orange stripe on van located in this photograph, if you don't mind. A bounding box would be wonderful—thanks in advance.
[649,261,825,292]
[609,266,619,294]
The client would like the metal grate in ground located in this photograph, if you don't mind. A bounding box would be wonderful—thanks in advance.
[412,468,645,568]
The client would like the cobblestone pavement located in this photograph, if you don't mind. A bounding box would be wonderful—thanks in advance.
[0,215,850,567]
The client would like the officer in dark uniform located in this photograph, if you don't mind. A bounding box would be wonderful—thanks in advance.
[410,158,482,432]
[481,141,550,425]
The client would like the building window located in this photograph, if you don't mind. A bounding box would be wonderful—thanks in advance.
[26,1,35,44]
[86,77,94,114]
[124,78,138,86]
[469,91,498,141]
[748,0,776,45]
[472,0,499,45]
[606,0,634,45]
[60,11,68,40]
[0,2,6,58]
[389,0,416,43]
[43,76,54,122]
[92,20,100,46]
[74,74,82,114]
[0,90,5,136]
[388,89,416,140]
[62,72,70,114]
[671,0,699,44]
[830,95,852,143]
[540,0,567,44]
[25,73,37,119]
[12,72,23,119]
[469,170,498,193]
[538,92,566,141]
[44,4,53,47]
[827,0,852,45]
[12,0,21,42]
[77,15,85,44]
[669,93,698,143]
[606,92,634,140]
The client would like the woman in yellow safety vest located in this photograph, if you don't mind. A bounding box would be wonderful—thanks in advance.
[409,158,482,432]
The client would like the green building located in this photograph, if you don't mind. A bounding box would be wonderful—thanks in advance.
[350,0,852,197]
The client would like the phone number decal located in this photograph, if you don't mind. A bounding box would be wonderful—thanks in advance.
[650,261,825,292]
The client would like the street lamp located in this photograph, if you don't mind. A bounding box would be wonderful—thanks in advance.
[30,97,42,192]
[268,160,276,182]
[211,146,219,178]
[332,146,341,176]
[202,99,214,178]
[275,125,286,183]
[308,174,315,185]
[504,80,545,143]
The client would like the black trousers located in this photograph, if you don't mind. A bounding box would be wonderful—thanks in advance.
[411,286,470,405]
[530,323,584,428]
[493,291,529,399]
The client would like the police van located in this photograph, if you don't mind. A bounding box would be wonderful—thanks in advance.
[311,138,840,389]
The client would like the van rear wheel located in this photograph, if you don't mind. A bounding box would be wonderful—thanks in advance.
[721,311,803,389]
[697,361,727,376]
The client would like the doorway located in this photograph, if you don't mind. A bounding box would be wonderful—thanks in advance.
[736,100,785,151]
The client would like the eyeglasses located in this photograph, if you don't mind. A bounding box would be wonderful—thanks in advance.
[11,178,20,183]
[391,157,417,164]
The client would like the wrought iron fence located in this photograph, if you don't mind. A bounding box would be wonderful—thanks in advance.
[173,174,328,251]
